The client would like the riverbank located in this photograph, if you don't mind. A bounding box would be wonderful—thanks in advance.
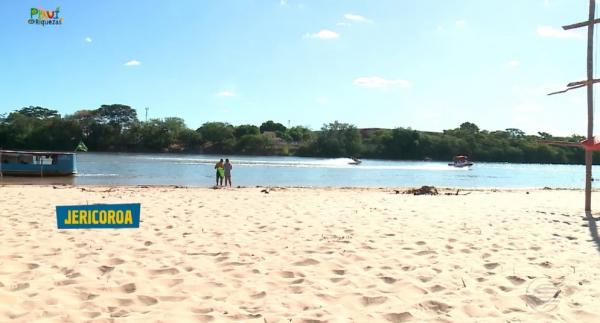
[1,186,600,322]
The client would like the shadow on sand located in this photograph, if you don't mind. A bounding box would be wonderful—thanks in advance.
[585,211,600,254]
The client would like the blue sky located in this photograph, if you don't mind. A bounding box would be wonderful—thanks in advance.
[0,0,595,135]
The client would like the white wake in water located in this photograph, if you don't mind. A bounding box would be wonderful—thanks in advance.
[132,156,466,171]
[76,173,120,177]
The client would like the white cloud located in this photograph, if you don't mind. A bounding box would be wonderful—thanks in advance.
[304,29,340,40]
[344,13,371,23]
[353,76,410,89]
[537,25,584,39]
[217,91,235,97]
[315,97,328,104]
[280,0,287,6]
[505,60,520,68]
[455,20,467,28]
[124,60,141,66]
[85,37,92,43]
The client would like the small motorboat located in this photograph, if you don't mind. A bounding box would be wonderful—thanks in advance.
[349,157,362,165]
[448,155,473,168]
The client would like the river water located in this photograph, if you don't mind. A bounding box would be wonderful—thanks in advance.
[0,152,595,189]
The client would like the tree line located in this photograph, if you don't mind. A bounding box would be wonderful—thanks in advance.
[0,104,597,164]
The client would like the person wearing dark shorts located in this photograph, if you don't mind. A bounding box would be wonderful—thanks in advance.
[215,159,224,186]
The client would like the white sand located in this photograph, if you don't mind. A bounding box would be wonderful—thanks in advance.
[1,185,600,322]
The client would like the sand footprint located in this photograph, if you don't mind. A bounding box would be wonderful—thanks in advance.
[159,279,184,288]
[506,276,526,286]
[191,308,214,314]
[84,312,101,319]
[120,283,136,293]
[149,267,179,275]
[251,291,266,299]
[55,279,78,286]
[361,296,388,306]
[419,300,452,314]
[293,258,320,266]
[195,315,215,322]
[9,282,29,291]
[158,296,187,302]
[278,271,295,278]
[429,284,446,293]
[116,298,134,306]
[383,312,413,322]
[98,265,115,275]
[137,295,158,306]
[417,276,432,283]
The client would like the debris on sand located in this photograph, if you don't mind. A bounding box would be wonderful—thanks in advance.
[405,186,438,196]
[445,189,470,196]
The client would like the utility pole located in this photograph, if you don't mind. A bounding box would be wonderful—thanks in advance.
[145,107,149,122]
[549,0,598,212]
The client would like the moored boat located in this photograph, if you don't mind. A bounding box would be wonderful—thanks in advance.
[0,150,77,176]
[448,155,473,168]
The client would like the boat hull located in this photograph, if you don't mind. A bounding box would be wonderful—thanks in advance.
[1,169,76,177]
[1,151,76,177]
[448,162,473,168]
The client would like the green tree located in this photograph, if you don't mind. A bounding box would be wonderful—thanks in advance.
[259,120,287,133]
[506,128,525,139]
[287,126,313,142]
[95,104,138,129]
[381,128,421,159]
[312,121,362,157]
[15,106,60,119]
[197,122,235,153]
[234,124,260,138]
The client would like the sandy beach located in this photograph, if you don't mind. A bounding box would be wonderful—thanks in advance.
[1,185,600,322]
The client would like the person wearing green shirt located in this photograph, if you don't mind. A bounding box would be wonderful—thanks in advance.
[214,159,224,186]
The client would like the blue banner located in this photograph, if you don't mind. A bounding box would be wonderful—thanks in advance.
[56,203,140,229]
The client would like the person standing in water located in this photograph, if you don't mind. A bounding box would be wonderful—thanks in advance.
[214,159,224,186]
[224,159,233,187]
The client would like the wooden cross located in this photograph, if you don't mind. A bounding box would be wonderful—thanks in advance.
[549,0,598,212]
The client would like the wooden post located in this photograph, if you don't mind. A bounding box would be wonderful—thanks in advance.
[585,0,595,212]
[550,0,599,212]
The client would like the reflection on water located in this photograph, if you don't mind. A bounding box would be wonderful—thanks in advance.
[0,152,596,188]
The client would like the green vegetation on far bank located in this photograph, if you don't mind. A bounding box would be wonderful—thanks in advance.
[0,104,596,164]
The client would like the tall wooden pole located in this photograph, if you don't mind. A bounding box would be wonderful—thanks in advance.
[586,0,596,212]
[549,0,600,211]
